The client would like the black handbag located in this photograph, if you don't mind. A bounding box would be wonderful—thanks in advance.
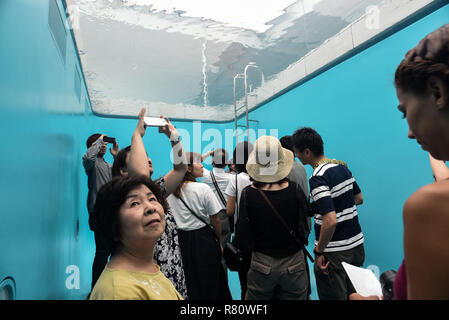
[223,241,243,272]
[222,174,245,271]
[380,270,397,300]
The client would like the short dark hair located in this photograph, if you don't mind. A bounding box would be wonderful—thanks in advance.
[279,135,294,152]
[233,141,253,174]
[86,133,102,149]
[212,148,229,169]
[94,175,168,254]
[292,127,324,157]
[112,146,131,177]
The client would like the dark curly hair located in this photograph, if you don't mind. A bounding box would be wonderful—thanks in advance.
[395,24,449,96]
[93,175,168,254]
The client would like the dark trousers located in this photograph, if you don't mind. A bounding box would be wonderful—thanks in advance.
[178,226,232,300]
[314,244,365,300]
[90,213,111,290]
[238,250,252,300]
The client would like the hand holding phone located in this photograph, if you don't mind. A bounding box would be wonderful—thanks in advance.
[103,136,116,144]
[144,117,168,127]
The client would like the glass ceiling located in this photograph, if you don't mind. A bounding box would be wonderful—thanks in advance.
[67,0,426,121]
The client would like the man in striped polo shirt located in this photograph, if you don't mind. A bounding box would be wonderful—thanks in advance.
[292,127,365,300]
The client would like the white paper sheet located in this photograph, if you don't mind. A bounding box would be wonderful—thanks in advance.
[342,262,383,299]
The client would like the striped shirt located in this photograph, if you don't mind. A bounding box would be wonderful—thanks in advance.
[310,163,364,252]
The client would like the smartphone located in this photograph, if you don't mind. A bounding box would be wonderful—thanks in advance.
[103,136,116,144]
[144,117,168,127]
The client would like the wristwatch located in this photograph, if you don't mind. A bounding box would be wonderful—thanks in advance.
[170,134,181,144]
[313,247,324,256]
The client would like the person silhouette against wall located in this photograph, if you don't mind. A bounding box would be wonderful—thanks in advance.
[292,128,365,300]
[82,133,118,290]
[200,149,234,247]
[235,135,311,300]
[280,135,309,196]
[225,141,254,300]
[167,152,232,300]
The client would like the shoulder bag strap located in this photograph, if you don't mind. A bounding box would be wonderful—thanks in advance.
[232,173,238,234]
[257,189,314,263]
[235,173,238,216]
[178,196,209,228]
[178,196,220,242]
[210,171,227,207]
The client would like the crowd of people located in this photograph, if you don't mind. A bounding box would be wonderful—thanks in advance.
[82,24,449,300]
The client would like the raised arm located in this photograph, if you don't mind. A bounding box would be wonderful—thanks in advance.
[82,135,105,172]
[109,139,119,159]
[160,118,188,195]
[83,135,104,160]
[201,150,214,162]
[127,108,151,177]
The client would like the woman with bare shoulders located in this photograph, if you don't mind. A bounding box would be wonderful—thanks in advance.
[395,24,449,299]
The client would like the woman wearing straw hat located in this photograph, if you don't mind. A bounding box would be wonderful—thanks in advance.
[235,135,312,300]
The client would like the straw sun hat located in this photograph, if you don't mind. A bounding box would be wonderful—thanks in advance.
[246,136,294,183]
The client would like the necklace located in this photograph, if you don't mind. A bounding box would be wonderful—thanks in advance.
[313,158,348,169]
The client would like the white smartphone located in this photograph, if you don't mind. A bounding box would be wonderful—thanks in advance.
[144,116,168,127]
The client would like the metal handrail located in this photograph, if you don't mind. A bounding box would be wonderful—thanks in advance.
[244,62,264,129]
[233,62,263,146]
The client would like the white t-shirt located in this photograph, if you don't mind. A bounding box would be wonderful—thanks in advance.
[199,167,233,210]
[224,172,252,221]
[167,182,222,231]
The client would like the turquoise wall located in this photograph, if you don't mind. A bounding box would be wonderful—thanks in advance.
[0,0,92,299]
[0,0,448,300]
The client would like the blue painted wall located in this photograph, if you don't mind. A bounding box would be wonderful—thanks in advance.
[0,0,93,299]
[0,0,448,300]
